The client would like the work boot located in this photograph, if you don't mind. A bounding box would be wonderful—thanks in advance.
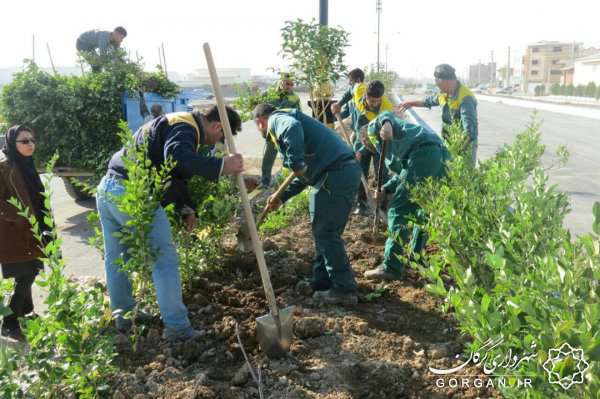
[363,265,403,281]
[312,289,358,306]
[162,326,204,342]
[1,325,25,341]
[115,310,155,333]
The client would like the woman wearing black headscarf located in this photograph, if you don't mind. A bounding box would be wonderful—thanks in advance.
[0,125,47,341]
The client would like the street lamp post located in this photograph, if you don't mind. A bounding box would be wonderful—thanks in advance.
[376,0,382,72]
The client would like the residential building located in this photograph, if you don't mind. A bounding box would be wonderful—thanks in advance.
[573,52,600,86]
[468,62,496,87]
[522,41,580,94]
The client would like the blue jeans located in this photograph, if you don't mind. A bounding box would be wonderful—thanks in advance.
[96,176,191,331]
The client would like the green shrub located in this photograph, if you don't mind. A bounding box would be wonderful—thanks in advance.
[233,84,280,122]
[585,82,597,98]
[411,120,599,398]
[0,58,178,175]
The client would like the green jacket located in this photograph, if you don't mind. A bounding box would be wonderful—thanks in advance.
[423,82,478,142]
[368,111,445,193]
[267,109,354,202]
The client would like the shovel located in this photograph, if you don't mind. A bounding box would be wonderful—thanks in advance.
[204,43,294,358]
[373,139,390,237]
[255,171,296,227]
[334,113,386,223]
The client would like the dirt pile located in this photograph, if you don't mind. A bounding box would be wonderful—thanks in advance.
[110,215,499,398]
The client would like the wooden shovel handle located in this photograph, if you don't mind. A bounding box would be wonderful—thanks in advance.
[256,171,297,227]
[203,43,279,318]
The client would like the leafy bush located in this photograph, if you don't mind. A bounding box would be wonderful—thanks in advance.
[233,84,280,122]
[585,82,597,98]
[175,173,240,290]
[0,57,178,175]
[410,120,599,398]
[1,156,115,398]
[110,122,175,314]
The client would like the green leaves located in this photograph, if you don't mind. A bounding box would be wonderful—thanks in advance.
[410,116,600,397]
[1,156,115,398]
[593,202,600,235]
[280,19,349,100]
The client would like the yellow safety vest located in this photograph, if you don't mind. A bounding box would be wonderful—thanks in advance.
[165,112,201,151]
[438,84,475,114]
[353,84,394,121]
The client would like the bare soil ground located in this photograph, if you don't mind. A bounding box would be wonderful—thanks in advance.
[110,214,500,399]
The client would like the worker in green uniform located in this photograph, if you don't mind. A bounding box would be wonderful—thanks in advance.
[363,111,450,280]
[253,103,361,305]
[335,80,394,215]
[398,64,478,166]
[260,73,302,188]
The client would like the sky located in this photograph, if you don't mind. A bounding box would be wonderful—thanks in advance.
[1,0,599,80]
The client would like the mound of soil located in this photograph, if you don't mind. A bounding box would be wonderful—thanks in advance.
[109,214,499,399]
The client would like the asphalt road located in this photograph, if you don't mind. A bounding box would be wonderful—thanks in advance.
[405,95,600,237]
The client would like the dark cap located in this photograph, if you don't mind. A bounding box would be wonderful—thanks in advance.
[434,64,456,80]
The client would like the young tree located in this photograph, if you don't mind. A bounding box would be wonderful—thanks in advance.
[280,19,349,124]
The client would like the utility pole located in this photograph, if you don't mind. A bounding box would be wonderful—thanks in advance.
[319,0,328,26]
[46,43,56,75]
[32,34,35,62]
[376,0,382,72]
[491,50,495,86]
[158,47,163,70]
[478,59,481,86]
[161,43,168,78]
[507,46,511,87]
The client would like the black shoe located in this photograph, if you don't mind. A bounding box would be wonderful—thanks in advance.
[313,289,358,306]
[310,281,331,292]
[1,326,25,341]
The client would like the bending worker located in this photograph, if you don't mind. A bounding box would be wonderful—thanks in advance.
[363,111,450,281]
[260,73,301,188]
[253,103,361,306]
[332,77,394,215]
[97,106,243,341]
[398,64,478,166]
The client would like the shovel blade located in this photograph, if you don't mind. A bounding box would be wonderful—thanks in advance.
[256,306,295,359]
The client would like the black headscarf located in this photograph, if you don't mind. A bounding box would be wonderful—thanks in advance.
[2,125,47,230]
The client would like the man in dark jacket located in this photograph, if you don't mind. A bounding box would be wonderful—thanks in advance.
[96,105,243,341]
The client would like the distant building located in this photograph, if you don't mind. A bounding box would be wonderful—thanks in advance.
[468,62,496,87]
[573,52,600,86]
[521,41,589,94]
[179,68,251,87]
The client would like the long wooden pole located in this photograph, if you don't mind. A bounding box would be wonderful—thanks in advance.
[46,43,56,75]
[161,43,168,78]
[202,42,280,323]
